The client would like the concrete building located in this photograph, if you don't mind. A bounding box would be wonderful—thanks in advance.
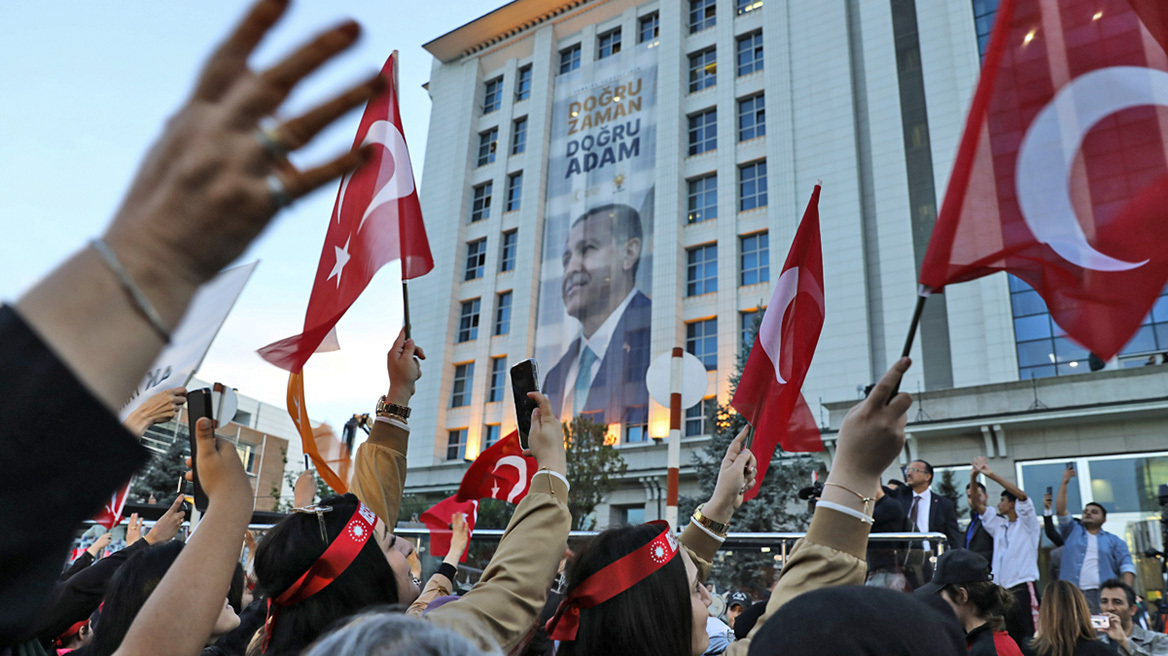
[403,0,1168,535]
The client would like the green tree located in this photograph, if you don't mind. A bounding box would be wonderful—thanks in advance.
[681,310,823,594]
[937,469,967,521]
[130,438,189,503]
[565,416,628,530]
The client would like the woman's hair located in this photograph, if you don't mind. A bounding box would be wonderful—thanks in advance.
[91,541,185,656]
[940,581,1014,630]
[228,561,245,614]
[556,523,692,656]
[254,493,399,654]
[1031,580,1098,656]
[302,608,488,656]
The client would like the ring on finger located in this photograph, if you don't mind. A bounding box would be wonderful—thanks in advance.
[266,174,294,209]
[255,126,290,158]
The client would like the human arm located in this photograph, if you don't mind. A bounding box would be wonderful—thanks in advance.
[1057,467,1075,517]
[123,387,187,437]
[1115,538,1137,587]
[58,551,95,582]
[348,328,424,526]
[425,392,570,653]
[143,496,187,545]
[972,456,1028,501]
[1044,507,1065,547]
[406,511,470,617]
[86,533,113,559]
[681,426,758,579]
[969,465,987,515]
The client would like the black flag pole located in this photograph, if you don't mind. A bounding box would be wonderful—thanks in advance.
[402,280,412,340]
[888,293,928,401]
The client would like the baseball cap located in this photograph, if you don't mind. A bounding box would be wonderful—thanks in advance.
[728,591,750,609]
[914,549,991,597]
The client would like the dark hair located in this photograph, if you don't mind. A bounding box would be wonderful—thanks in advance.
[940,581,1014,630]
[557,524,692,656]
[915,460,934,481]
[1101,578,1137,607]
[255,494,398,654]
[1085,502,1108,518]
[228,562,245,615]
[569,203,643,277]
[887,479,906,489]
[92,541,185,656]
[1001,491,1018,503]
[966,481,986,493]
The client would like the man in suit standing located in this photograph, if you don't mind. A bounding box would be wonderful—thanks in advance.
[887,459,963,550]
[542,203,651,426]
[965,479,995,568]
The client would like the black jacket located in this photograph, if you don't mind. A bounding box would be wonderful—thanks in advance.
[967,513,996,567]
[886,485,964,549]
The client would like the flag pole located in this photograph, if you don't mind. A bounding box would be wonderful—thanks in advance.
[402,280,412,340]
[665,347,683,529]
[888,292,928,399]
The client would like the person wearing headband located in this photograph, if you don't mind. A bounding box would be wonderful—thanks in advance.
[547,426,758,656]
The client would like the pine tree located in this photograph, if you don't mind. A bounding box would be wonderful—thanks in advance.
[681,311,823,594]
[130,438,190,503]
[937,470,967,521]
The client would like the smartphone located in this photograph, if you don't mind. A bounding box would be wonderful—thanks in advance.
[1046,486,1053,496]
[1066,462,1075,471]
[1090,614,1110,630]
[510,359,541,450]
[186,388,213,512]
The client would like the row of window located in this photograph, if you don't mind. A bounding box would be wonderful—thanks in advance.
[470,172,524,222]
[686,94,766,157]
[684,232,769,296]
[464,230,517,281]
[482,66,532,114]
[476,117,527,167]
[688,32,764,93]
[458,291,513,343]
[684,160,768,220]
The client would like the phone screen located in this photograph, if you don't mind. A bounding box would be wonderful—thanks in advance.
[510,359,540,450]
[186,388,213,512]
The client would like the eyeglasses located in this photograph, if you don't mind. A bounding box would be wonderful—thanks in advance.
[903,467,925,475]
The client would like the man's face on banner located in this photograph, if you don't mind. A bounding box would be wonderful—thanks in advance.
[561,211,639,329]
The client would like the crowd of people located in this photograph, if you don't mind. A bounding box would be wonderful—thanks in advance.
[2,2,1165,656]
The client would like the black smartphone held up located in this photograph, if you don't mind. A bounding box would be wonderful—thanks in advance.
[1046,486,1053,496]
[510,359,541,451]
[1066,462,1076,471]
[186,388,213,512]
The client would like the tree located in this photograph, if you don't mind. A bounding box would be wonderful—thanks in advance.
[681,310,823,594]
[130,438,189,503]
[564,416,628,530]
[937,470,967,521]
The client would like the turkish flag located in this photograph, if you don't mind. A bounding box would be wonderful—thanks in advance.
[921,0,1168,360]
[258,51,434,373]
[420,495,477,562]
[92,483,130,530]
[456,430,537,504]
[732,185,825,501]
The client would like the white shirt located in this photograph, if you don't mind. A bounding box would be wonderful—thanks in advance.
[981,497,1041,588]
[911,489,933,550]
[560,289,637,414]
[1080,532,1101,590]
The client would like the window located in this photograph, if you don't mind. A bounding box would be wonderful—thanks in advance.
[483,424,502,449]
[446,429,468,460]
[500,230,518,272]
[615,504,646,525]
[458,299,481,342]
[624,406,648,443]
[685,397,715,436]
[465,238,487,281]
[506,172,523,211]
[688,48,717,93]
[488,357,507,403]
[598,28,621,59]
[687,318,718,370]
[972,0,1000,58]
[477,128,498,166]
[450,363,475,407]
[737,0,763,15]
[511,117,528,155]
[686,244,718,296]
[559,44,581,73]
[483,77,503,114]
[515,66,532,101]
[471,182,492,223]
[689,0,716,33]
[738,93,766,141]
[687,174,717,223]
[638,13,660,44]
[740,232,770,286]
[494,291,512,336]
[741,308,763,349]
[739,160,768,211]
[687,109,717,156]
[737,31,764,76]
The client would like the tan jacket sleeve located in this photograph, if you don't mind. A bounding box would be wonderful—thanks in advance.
[348,418,409,527]
[726,507,869,655]
[406,572,453,618]
[426,473,571,654]
[680,522,724,582]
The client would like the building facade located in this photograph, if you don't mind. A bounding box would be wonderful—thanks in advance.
[405,0,1168,535]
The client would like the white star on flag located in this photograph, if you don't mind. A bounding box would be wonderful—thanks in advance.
[328,236,352,288]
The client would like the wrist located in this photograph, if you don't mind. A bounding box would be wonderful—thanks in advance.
[384,388,412,407]
[700,499,734,525]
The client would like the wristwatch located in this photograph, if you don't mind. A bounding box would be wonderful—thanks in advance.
[692,503,730,535]
[376,395,411,420]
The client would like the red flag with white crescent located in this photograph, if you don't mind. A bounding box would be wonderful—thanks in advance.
[456,430,537,504]
[92,483,130,530]
[732,185,825,501]
[920,0,1168,360]
[258,51,433,373]
[420,495,477,562]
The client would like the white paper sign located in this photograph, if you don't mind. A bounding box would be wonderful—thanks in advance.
[119,261,257,419]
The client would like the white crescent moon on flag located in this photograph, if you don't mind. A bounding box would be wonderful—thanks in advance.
[759,266,800,385]
[492,455,529,503]
[356,120,416,235]
[1015,65,1166,272]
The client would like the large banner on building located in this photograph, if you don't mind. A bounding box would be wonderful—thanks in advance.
[536,49,657,430]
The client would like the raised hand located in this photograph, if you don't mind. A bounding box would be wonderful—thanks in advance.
[88,532,113,557]
[385,327,425,407]
[126,513,144,544]
[124,387,188,437]
[146,496,187,544]
[447,512,471,563]
[704,426,758,521]
[293,469,316,507]
[526,392,568,476]
[833,358,913,482]
[185,418,252,506]
[971,456,991,476]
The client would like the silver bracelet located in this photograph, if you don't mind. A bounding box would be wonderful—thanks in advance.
[90,238,172,343]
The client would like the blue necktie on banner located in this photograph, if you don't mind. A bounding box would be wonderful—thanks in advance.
[573,346,597,415]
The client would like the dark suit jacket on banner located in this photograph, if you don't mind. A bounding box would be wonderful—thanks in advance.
[886,486,964,550]
[543,291,651,425]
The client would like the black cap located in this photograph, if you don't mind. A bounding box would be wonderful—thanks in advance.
[915,549,991,596]
[729,591,750,608]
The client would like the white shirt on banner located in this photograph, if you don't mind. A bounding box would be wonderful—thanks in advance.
[560,289,637,414]
[981,496,1041,588]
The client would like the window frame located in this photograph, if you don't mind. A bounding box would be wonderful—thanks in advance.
[686,173,718,224]
[450,363,475,408]
[736,31,764,76]
[464,238,487,281]
[494,290,513,336]
[457,298,481,343]
[515,65,532,101]
[688,47,717,93]
[686,243,718,297]
[687,108,717,156]
[559,44,582,74]
[505,172,523,212]
[482,76,504,114]
[738,160,768,211]
[739,231,770,286]
[598,27,622,59]
[737,93,766,141]
[477,128,499,166]
[470,181,493,223]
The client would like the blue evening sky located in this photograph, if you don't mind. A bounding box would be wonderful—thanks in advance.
[0,1,493,429]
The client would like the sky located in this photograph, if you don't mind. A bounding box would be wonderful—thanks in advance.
[0,1,496,429]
